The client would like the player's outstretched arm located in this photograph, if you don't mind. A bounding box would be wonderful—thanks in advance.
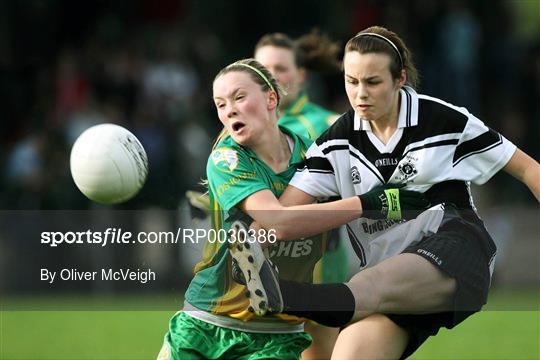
[240,189,362,240]
[503,148,540,201]
[240,185,429,240]
[278,184,315,206]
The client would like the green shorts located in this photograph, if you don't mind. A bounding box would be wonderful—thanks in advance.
[158,312,312,360]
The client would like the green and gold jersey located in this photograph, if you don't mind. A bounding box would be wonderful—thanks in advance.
[278,92,338,140]
[185,126,328,324]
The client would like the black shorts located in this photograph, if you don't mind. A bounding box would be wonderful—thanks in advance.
[387,204,497,359]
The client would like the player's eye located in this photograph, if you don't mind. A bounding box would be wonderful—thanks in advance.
[346,78,358,85]
[216,103,225,109]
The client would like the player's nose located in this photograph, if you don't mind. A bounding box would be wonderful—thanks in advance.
[356,84,368,100]
[226,103,238,118]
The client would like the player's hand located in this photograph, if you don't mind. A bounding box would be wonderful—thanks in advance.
[186,191,211,214]
[358,184,430,220]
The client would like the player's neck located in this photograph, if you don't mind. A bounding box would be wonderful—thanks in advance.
[370,120,398,145]
[251,127,291,173]
[370,97,400,145]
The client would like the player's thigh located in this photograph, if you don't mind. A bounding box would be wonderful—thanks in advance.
[302,322,339,360]
[347,253,457,313]
[331,314,408,360]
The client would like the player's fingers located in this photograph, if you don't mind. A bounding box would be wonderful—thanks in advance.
[400,191,430,208]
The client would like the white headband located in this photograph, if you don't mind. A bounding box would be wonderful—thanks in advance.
[356,32,403,69]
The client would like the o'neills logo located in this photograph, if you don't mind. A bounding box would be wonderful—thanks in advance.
[375,157,398,167]
[417,249,442,265]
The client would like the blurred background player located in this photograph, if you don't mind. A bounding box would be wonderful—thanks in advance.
[254,30,347,359]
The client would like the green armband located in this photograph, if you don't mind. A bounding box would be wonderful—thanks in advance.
[383,188,401,220]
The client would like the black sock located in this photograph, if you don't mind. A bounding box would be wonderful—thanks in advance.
[280,280,355,327]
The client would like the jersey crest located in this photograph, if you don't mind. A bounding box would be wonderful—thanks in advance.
[211,148,238,172]
[395,154,419,182]
[351,166,361,184]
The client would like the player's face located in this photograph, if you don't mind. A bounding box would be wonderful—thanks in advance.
[343,51,403,124]
[255,45,305,109]
[213,71,277,146]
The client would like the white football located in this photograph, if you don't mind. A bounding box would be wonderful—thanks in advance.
[70,124,149,204]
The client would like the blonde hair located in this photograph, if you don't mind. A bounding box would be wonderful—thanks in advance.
[211,58,285,149]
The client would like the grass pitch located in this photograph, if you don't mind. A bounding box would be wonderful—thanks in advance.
[1,289,538,359]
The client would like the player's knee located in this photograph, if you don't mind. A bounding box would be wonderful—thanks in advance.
[347,267,385,310]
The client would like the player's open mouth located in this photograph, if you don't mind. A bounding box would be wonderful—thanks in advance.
[232,122,245,132]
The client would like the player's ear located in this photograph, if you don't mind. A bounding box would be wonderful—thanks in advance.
[297,67,306,86]
[397,69,407,88]
[267,91,278,110]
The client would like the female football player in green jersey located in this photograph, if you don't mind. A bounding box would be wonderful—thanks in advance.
[254,31,346,360]
[157,59,354,360]
[254,31,340,139]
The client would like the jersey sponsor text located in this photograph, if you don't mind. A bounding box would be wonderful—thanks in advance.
[268,239,313,258]
[216,171,257,196]
[361,219,400,234]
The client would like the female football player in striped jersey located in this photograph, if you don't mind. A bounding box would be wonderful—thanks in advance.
[234,26,540,359]
[157,58,425,359]
[254,31,346,359]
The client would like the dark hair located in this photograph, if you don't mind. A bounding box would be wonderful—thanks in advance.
[214,58,284,105]
[345,26,418,88]
[255,29,341,74]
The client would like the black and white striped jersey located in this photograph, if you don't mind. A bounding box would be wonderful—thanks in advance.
[289,86,516,268]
